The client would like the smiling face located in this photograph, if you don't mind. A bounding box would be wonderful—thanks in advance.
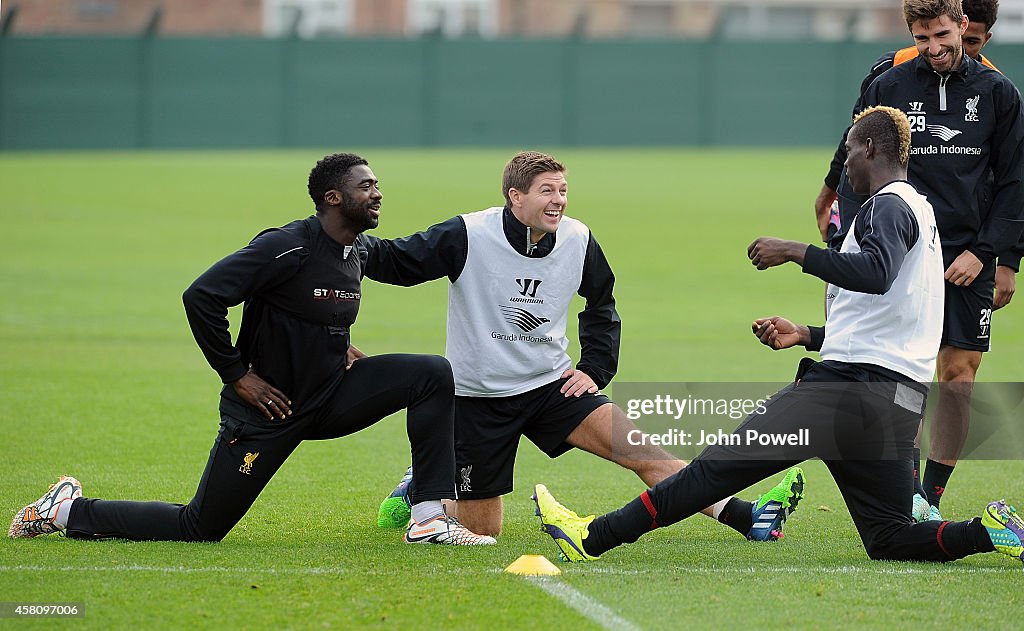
[912,14,968,73]
[508,171,568,241]
[333,164,382,231]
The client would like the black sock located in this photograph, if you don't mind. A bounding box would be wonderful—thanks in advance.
[936,518,994,560]
[583,493,657,558]
[969,517,996,552]
[924,460,955,507]
[912,448,926,497]
[717,498,754,536]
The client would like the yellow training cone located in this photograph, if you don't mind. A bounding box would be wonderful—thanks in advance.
[504,554,561,576]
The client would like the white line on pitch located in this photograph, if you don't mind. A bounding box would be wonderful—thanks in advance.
[524,576,642,631]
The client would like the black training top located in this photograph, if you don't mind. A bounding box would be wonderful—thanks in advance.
[860,55,1024,266]
[804,185,920,295]
[823,51,1022,269]
[183,216,363,423]
[825,49,1000,194]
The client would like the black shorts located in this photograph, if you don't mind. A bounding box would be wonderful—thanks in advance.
[453,377,611,499]
[941,247,994,352]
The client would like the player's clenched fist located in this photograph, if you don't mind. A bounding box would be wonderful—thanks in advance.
[747,237,807,270]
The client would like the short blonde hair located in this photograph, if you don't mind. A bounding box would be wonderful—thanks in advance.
[852,106,913,166]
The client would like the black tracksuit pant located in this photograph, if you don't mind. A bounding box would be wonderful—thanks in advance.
[66,354,456,542]
[587,361,992,561]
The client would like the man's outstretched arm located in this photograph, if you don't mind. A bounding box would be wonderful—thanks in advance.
[749,194,918,294]
[360,216,468,285]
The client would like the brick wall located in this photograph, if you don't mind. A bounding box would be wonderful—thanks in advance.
[4,0,262,35]
[0,0,914,38]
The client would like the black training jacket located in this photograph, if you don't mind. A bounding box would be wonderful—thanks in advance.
[183,216,363,423]
[825,49,999,194]
[825,51,1022,268]
[858,55,1024,266]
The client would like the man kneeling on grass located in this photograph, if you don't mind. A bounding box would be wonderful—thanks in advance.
[366,150,804,543]
[533,107,1024,566]
[9,153,494,547]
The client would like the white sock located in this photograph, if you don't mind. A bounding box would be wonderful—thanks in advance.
[54,498,76,530]
[711,498,730,520]
[411,500,443,524]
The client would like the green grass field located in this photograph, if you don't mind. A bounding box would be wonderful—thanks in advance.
[1,149,1022,629]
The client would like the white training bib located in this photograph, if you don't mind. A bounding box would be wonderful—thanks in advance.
[822,181,944,383]
[446,207,590,396]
